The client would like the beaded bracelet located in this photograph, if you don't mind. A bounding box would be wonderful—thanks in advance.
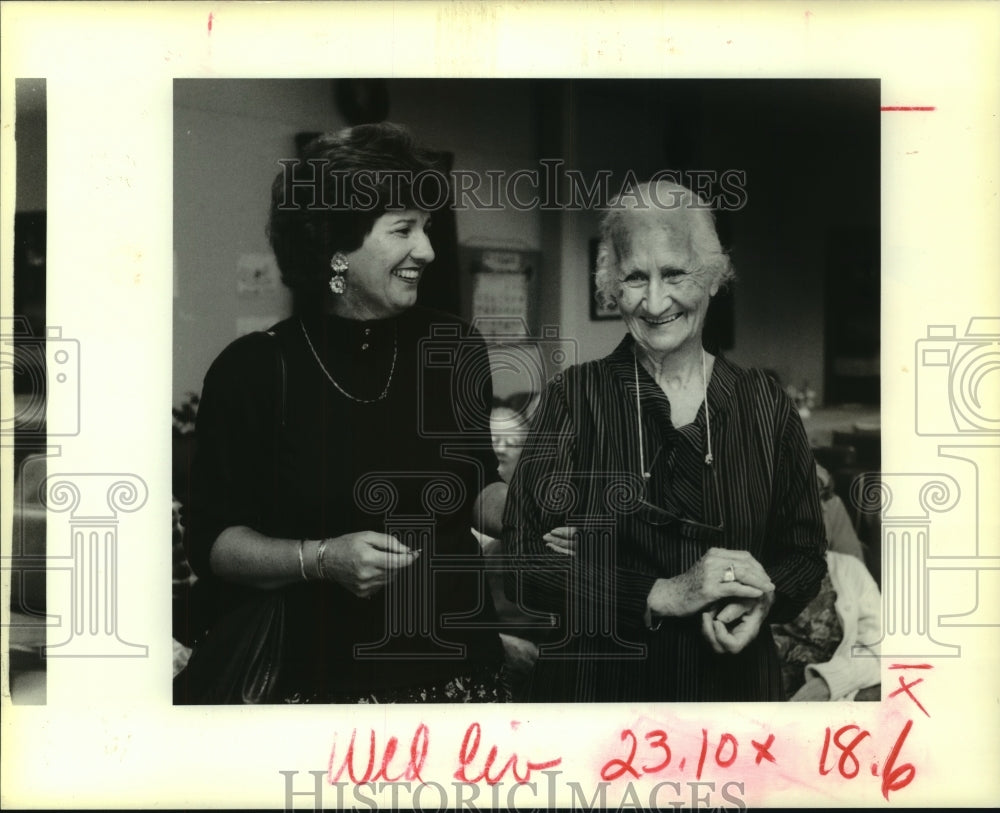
[297,539,308,581]
[316,539,329,581]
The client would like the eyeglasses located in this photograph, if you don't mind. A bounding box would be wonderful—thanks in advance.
[634,499,724,542]
[632,454,725,543]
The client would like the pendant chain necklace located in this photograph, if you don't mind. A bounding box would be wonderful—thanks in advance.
[634,348,714,479]
[300,318,397,403]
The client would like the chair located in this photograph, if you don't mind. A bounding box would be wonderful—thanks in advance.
[832,428,880,471]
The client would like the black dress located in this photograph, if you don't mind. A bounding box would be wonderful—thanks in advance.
[182,306,505,701]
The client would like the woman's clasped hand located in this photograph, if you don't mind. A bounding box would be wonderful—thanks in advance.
[545,530,777,654]
[647,547,776,619]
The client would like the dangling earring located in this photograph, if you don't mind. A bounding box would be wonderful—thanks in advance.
[329,252,348,294]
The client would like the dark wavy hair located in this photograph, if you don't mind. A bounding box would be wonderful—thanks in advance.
[267,122,441,301]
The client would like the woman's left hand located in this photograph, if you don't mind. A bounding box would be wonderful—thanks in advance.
[701,591,775,654]
[544,526,579,556]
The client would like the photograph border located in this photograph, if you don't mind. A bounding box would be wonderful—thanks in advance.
[2,1,998,809]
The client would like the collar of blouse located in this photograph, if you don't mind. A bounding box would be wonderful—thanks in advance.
[607,333,739,425]
[301,310,399,358]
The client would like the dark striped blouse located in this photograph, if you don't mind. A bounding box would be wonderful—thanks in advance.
[502,334,827,702]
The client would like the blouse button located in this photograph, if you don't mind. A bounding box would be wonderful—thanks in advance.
[361,343,370,350]
[364,328,372,335]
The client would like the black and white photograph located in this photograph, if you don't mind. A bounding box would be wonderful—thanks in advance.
[2,2,998,810]
[170,78,881,707]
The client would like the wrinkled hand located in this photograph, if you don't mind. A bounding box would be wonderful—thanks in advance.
[789,675,832,701]
[320,531,418,598]
[648,548,775,619]
[544,526,579,556]
[701,590,775,654]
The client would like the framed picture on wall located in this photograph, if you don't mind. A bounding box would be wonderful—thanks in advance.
[588,237,619,320]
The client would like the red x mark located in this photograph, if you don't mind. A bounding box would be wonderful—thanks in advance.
[888,676,930,717]
[751,734,776,765]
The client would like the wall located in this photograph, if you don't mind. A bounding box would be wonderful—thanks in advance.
[387,79,541,250]
[707,81,879,403]
[173,80,344,402]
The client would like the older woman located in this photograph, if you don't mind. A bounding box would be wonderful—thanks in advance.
[503,180,827,702]
[178,123,508,704]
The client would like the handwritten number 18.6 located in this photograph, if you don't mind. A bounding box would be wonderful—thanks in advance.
[819,720,915,800]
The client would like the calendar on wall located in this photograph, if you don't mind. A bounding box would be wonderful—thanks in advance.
[460,245,539,339]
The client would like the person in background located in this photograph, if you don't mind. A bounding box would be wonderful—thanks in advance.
[815,462,868,563]
[770,464,882,701]
[771,548,881,701]
[490,398,533,483]
[475,396,546,700]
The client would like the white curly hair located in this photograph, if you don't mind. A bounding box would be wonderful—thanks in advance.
[593,179,733,310]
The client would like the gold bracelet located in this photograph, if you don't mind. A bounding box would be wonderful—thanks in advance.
[297,539,308,581]
[316,539,329,581]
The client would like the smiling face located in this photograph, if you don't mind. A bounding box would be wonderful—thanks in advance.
[615,216,719,365]
[335,209,435,320]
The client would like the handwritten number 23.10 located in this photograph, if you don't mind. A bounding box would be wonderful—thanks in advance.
[601,729,737,781]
